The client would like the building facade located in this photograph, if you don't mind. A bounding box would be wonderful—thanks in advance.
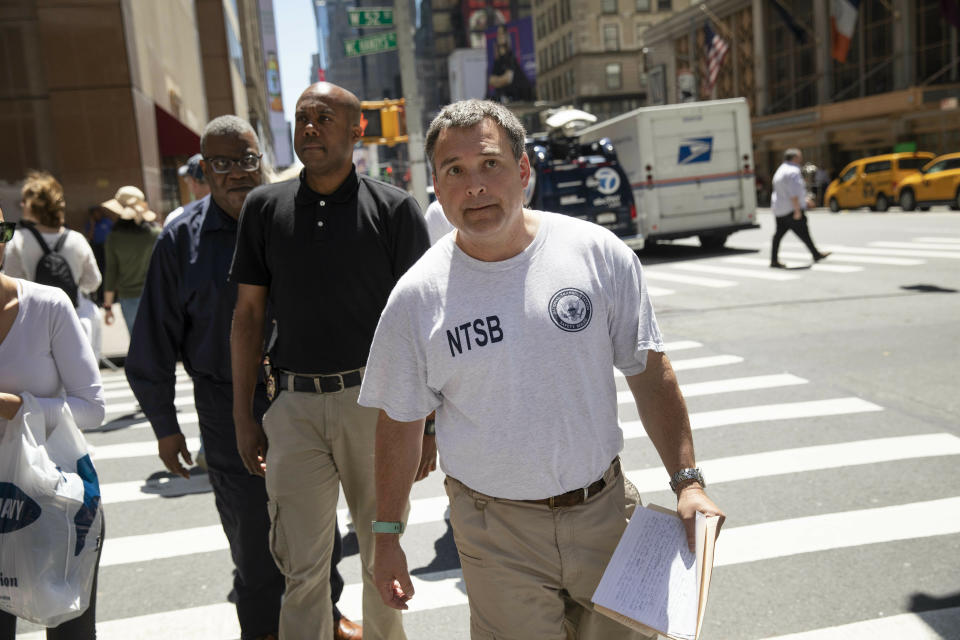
[642,0,960,184]
[0,0,275,226]
[532,0,692,122]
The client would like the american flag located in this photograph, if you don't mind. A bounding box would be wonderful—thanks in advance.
[704,20,729,95]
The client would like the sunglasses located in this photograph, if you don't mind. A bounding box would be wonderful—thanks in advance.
[203,153,262,174]
[0,222,15,243]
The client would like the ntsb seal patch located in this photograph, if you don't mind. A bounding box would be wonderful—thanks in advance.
[549,288,592,332]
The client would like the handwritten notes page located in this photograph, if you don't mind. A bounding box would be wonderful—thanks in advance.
[592,505,715,640]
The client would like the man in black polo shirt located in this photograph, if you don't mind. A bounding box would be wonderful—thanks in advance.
[230,82,432,640]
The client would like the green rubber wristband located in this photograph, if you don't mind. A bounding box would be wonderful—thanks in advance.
[371,520,405,534]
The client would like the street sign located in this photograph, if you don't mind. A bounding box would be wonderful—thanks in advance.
[347,8,393,27]
[343,31,397,57]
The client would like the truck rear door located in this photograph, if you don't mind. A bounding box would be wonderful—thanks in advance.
[649,109,744,219]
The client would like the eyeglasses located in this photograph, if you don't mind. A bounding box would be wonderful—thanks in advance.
[0,222,15,243]
[203,154,262,174]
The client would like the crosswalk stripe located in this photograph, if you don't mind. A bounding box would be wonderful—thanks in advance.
[620,397,882,438]
[774,250,924,266]
[870,241,960,251]
[817,244,960,259]
[759,607,960,640]
[661,340,702,351]
[644,270,737,287]
[715,496,960,566]
[89,412,198,434]
[669,355,744,371]
[617,373,808,403]
[15,603,242,640]
[722,256,864,273]
[625,433,960,492]
[669,262,802,281]
[913,236,960,244]
[103,394,195,417]
[96,497,960,623]
[647,286,675,296]
[101,382,193,400]
[331,433,960,532]
[92,437,200,461]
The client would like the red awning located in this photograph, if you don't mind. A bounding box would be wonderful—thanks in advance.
[155,105,201,157]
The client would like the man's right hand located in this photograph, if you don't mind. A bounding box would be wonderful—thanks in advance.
[158,433,193,479]
[235,413,267,477]
[374,536,415,610]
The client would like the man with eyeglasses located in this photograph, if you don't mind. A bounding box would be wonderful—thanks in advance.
[125,115,357,640]
[230,82,432,640]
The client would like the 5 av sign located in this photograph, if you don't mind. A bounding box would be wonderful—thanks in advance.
[347,8,393,27]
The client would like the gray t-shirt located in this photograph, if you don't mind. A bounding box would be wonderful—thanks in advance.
[358,211,664,499]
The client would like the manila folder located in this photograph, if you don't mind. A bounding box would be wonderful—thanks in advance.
[591,504,719,640]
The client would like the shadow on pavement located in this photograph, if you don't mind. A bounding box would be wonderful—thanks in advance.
[139,468,212,497]
[637,242,757,266]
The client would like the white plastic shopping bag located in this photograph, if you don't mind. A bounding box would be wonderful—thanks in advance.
[0,392,103,627]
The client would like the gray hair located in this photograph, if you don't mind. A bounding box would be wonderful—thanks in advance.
[425,100,526,174]
[201,115,259,154]
[783,148,802,162]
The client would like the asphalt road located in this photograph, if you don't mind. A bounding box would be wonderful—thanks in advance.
[16,208,960,639]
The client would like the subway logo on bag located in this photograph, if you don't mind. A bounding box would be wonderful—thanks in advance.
[0,483,41,533]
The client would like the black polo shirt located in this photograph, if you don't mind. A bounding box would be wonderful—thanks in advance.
[230,167,430,374]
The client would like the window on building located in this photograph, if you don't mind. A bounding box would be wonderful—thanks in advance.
[550,5,559,30]
[566,32,575,57]
[657,0,671,10]
[566,69,575,97]
[636,0,650,10]
[831,2,894,99]
[561,0,571,23]
[603,24,620,51]
[917,0,959,85]
[606,62,622,89]
[602,0,617,14]
[765,0,815,113]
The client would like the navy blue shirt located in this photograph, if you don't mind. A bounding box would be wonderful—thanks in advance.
[126,196,249,439]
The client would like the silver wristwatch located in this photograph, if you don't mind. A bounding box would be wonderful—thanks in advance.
[669,467,705,494]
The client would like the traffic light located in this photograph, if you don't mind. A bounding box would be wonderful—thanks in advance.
[360,99,408,146]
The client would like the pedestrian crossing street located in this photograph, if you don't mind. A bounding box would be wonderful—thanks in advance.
[642,235,960,298]
[17,329,960,639]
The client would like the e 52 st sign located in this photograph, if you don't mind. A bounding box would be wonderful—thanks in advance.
[343,31,397,57]
[347,8,394,27]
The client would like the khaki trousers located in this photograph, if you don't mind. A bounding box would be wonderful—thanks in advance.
[445,462,656,640]
[262,383,407,640]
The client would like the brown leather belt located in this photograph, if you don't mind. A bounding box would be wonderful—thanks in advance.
[522,459,621,508]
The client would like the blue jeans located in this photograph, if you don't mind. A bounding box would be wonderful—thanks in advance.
[118,296,140,333]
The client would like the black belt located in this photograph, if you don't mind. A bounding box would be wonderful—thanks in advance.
[523,459,621,508]
[277,370,362,394]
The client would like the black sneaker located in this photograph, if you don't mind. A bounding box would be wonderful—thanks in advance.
[770,261,786,269]
[814,251,832,262]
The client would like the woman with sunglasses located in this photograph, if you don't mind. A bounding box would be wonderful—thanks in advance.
[0,204,106,639]
[2,171,104,360]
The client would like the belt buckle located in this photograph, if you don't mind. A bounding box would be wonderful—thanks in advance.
[318,373,345,393]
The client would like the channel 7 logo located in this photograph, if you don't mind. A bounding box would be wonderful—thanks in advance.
[678,137,713,164]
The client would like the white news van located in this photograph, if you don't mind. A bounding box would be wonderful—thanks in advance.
[577,98,759,249]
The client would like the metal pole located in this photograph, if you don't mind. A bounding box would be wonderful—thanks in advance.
[394,0,429,207]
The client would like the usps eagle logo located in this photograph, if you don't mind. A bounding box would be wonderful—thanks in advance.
[549,288,592,332]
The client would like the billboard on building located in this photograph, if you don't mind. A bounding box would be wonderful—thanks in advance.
[462,0,510,49]
[484,17,535,104]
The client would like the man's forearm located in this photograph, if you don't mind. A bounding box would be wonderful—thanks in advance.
[230,306,265,418]
[626,351,697,476]
[375,411,425,523]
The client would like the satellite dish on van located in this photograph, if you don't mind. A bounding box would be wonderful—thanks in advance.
[544,109,598,138]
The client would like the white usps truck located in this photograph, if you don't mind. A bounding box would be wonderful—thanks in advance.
[577,98,758,249]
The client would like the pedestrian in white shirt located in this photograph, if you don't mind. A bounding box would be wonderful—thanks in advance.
[770,148,830,268]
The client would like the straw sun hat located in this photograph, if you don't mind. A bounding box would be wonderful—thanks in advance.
[100,185,157,223]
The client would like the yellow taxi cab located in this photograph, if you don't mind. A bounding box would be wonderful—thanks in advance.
[825,152,934,212]
[895,152,960,211]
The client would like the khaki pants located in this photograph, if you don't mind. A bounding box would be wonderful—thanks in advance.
[262,383,407,640]
[445,462,655,640]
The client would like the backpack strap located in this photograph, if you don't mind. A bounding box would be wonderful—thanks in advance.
[52,232,69,252]
[20,222,52,254]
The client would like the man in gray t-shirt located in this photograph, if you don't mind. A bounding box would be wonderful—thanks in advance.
[358,100,725,640]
